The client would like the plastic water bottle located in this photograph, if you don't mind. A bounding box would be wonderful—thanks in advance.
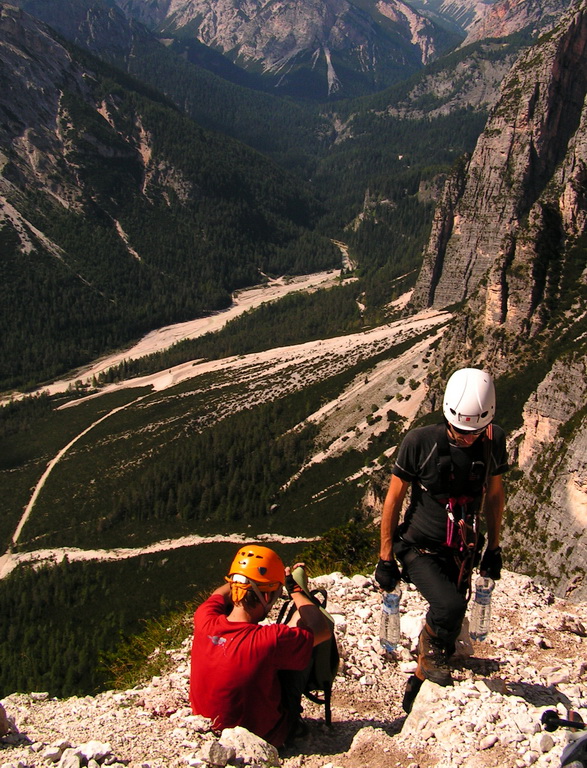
[379,586,402,651]
[469,576,495,641]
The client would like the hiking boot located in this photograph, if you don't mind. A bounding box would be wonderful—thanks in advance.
[416,625,453,686]
[285,716,309,744]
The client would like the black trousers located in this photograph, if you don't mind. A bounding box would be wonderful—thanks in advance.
[278,664,311,720]
[394,539,468,646]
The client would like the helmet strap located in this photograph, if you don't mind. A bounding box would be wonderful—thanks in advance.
[248,580,282,617]
[229,575,282,617]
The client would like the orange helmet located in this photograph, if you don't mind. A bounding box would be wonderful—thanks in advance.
[227,544,285,591]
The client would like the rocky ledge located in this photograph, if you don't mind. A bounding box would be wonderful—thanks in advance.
[1,569,585,768]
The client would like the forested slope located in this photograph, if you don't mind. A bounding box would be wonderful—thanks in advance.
[0,6,338,391]
[8,0,331,169]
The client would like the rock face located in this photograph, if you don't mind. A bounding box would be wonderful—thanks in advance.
[412,0,587,312]
[11,0,140,63]
[0,569,585,768]
[435,0,493,32]
[462,0,576,47]
[116,0,459,98]
[382,40,520,118]
[506,357,587,601]
[407,1,587,602]
[0,5,87,206]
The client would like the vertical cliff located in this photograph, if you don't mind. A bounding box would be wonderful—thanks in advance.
[412,0,587,316]
[506,355,587,600]
[408,1,587,600]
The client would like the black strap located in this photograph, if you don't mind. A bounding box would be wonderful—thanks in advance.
[276,588,328,625]
[435,424,454,497]
[276,588,337,727]
[423,423,493,502]
[416,423,453,500]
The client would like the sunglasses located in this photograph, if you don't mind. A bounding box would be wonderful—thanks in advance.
[450,423,487,436]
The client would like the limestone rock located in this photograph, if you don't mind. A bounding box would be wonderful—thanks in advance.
[413,2,587,312]
[0,569,585,768]
[199,739,236,766]
[462,0,575,47]
[78,742,112,762]
[219,727,280,766]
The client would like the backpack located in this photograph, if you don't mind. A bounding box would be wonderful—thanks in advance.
[276,581,340,726]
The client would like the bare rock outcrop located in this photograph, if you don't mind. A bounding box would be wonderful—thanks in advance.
[410,157,469,308]
[0,4,148,215]
[412,0,587,317]
[1,569,585,768]
[515,357,587,470]
[462,0,576,47]
[505,355,587,601]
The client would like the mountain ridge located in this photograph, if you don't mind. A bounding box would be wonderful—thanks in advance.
[461,0,576,46]
[116,0,462,98]
[0,2,338,390]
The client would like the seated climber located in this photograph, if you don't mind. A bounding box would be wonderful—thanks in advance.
[189,544,331,747]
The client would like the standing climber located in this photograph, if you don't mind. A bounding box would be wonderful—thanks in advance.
[376,368,508,709]
[190,544,331,747]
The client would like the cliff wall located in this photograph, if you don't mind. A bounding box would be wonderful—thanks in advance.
[506,357,587,601]
[408,1,587,600]
[412,0,587,315]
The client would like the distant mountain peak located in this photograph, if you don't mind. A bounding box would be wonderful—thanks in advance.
[116,0,461,98]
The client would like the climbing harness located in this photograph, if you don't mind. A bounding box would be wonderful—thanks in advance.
[415,423,495,596]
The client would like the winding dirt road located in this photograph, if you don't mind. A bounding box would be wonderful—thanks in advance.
[0,268,449,582]
[0,269,347,579]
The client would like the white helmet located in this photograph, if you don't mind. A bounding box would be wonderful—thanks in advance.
[443,368,495,431]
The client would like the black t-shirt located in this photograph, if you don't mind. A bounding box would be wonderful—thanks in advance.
[392,423,508,549]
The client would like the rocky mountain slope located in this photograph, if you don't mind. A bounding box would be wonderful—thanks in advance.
[410,0,573,42]
[0,3,336,389]
[505,358,587,602]
[403,0,587,601]
[116,0,461,98]
[8,0,332,154]
[4,0,143,62]
[462,0,576,46]
[372,39,520,119]
[407,0,491,33]
[1,568,585,768]
[411,0,587,311]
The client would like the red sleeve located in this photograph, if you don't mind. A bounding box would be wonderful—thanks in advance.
[194,594,227,631]
[267,624,313,671]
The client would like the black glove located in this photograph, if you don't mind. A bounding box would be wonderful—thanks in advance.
[285,573,303,597]
[375,558,401,591]
[480,546,502,580]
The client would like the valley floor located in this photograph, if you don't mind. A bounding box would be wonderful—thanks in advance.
[13,270,345,402]
[1,277,450,570]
